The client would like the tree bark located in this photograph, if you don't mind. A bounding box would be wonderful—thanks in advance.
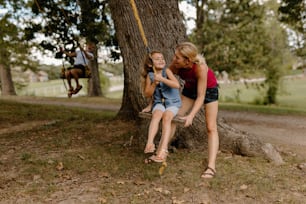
[109,0,187,119]
[0,63,16,96]
[88,50,103,97]
[109,0,282,161]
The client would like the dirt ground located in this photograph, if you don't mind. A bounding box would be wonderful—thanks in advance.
[219,110,306,159]
[1,97,306,204]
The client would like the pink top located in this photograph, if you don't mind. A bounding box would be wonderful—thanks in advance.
[178,63,217,89]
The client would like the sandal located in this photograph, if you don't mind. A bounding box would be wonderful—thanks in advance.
[149,149,168,163]
[68,87,74,98]
[73,85,82,94]
[144,157,154,164]
[201,166,216,179]
[144,144,155,154]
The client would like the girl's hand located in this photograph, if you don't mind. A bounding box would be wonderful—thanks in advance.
[154,73,163,82]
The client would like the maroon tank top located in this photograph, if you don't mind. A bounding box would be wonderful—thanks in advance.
[178,63,217,89]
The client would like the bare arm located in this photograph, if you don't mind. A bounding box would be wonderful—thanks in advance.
[60,47,76,57]
[154,69,180,89]
[143,74,157,98]
[189,63,207,118]
[182,63,208,127]
[79,46,94,60]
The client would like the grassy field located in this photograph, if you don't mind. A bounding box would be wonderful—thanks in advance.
[219,76,306,111]
[18,75,306,110]
[0,98,305,203]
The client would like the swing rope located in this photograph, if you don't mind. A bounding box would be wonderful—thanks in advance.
[129,0,149,52]
[129,0,156,74]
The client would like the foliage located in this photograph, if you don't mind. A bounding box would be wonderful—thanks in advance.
[188,0,295,104]
[0,0,34,68]
[278,0,306,58]
[101,62,123,76]
[26,0,116,64]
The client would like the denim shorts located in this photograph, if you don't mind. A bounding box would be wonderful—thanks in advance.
[204,86,219,104]
[152,103,179,116]
[182,86,219,104]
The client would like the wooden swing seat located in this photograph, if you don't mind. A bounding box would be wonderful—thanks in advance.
[138,112,185,124]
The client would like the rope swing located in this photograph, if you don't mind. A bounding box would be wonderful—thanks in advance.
[129,0,157,74]
[129,0,149,51]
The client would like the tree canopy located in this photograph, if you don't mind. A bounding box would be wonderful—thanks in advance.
[188,0,295,104]
[278,0,306,58]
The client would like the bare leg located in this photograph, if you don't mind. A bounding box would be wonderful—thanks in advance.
[65,70,74,98]
[201,101,219,178]
[65,70,73,91]
[153,110,175,161]
[70,69,83,94]
[169,95,194,141]
[144,109,163,153]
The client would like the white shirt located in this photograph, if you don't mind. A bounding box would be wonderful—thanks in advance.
[74,50,94,65]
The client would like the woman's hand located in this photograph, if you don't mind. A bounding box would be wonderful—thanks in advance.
[180,115,194,127]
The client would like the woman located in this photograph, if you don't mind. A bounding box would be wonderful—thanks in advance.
[169,42,219,179]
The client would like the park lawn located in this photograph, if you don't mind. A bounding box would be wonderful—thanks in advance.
[0,99,305,203]
[219,76,306,110]
[17,74,306,110]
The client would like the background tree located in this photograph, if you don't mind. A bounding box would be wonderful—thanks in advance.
[0,0,33,95]
[278,0,306,59]
[109,0,279,160]
[27,0,114,96]
[189,0,294,104]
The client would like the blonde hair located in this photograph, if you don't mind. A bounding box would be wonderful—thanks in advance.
[140,50,163,91]
[175,42,206,65]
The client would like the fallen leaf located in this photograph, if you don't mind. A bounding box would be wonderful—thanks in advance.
[184,187,191,193]
[154,187,163,193]
[117,180,125,184]
[56,162,64,171]
[98,197,107,203]
[133,180,145,185]
[77,154,85,160]
[240,184,248,190]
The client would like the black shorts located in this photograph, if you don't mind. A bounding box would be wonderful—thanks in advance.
[182,86,219,104]
[68,64,86,77]
[204,86,219,104]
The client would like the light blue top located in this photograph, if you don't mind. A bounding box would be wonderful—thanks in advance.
[74,50,93,65]
[148,68,181,109]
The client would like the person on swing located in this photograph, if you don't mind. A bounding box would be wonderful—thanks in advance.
[141,51,181,163]
[60,41,95,98]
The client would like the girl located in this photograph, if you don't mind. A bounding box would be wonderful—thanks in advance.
[141,51,181,162]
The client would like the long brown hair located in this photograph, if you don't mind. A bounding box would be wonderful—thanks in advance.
[140,50,162,91]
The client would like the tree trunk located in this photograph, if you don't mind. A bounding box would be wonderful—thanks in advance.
[109,0,282,161]
[109,0,187,119]
[88,53,103,97]
[0,63,16,96]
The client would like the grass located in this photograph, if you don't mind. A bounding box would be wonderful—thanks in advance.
[0,98,305,203]
[219,76,306,115]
